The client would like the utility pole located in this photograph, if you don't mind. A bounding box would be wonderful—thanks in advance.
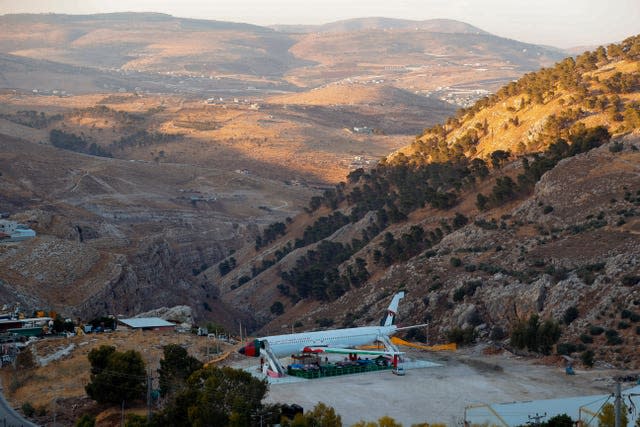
[147,368,152,421]
[615,381,622,427]
[527,412,546,427]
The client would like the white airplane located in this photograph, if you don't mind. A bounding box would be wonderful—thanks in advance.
[238,291,424,360]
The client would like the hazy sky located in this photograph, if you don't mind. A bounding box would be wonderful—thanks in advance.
[0,0,639,48]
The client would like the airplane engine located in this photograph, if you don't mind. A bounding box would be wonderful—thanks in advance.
[238,339,263,357]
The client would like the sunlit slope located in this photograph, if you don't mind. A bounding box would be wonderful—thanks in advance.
[392,37,640,163]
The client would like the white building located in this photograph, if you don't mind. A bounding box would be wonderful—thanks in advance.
[0,220,36,242]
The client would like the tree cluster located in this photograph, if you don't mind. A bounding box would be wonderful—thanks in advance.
[50,129,113,158]
[510,314,561,355]
[85,345,146,404]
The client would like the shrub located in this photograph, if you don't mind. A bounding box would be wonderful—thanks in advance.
[609,141,624,152]
[543,205,554,214]
[316,318,334,327]
[563,306,579,325]
[618,321,630,329]
[622,275,640,286]
[75,414,96,427]
[589,325,605,335]
[579,334,593,344]
[556,342,577,355]
[428,282,442,292]
[511,314,561,355]
[630,312,640,322]
[490,326,506,341]
[21,402,35,417]
[581,350,595,368]
[605,329,623,345]
[621,309,632,319]
[453,287,466,302]
[270,301,284,315]
[237,275,251,286]
[450,257,462,267]
[447,327,476,345]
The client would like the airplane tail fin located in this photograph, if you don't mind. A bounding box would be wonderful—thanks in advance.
[381,291,405,326]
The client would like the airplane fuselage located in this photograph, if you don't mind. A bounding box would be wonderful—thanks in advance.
[238,292,408,360]
[260,325,396,358]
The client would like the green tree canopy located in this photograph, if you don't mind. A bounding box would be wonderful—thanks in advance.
[85,345,146,404]
[158,344,203,397]
[154,366,267,427]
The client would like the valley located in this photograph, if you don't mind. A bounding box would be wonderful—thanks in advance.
[0,9,639,426]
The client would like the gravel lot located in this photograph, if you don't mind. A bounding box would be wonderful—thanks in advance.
[246,346,626,426]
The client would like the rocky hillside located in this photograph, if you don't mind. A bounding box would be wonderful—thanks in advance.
[0,133,313,328]
[214,35,640,367]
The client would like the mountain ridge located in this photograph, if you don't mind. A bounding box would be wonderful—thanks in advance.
[270,17,490,35]
[215,35,640,367]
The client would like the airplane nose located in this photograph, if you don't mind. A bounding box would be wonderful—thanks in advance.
[238,347,245,355]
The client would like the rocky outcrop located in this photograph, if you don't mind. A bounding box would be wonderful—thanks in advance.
[135,305,194,328]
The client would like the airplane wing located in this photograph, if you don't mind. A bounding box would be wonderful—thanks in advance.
[303,346,403,356]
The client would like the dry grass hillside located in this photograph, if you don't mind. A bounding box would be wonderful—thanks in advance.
[0,329,238,426]
[0,91,428,183]
[268,83,449,107]
[286,29,564,89]
[398,59,640,161]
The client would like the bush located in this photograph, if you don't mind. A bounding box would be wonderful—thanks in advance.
[511,314,561,355]
[270,301,284,315]
[621,309,632,319]
[605,329,623,345]
[618,321,630,329]
[450,257,462,267]
[490,326,506,341]
[21,402,35,417]
[453,287,466,302]
[563,306,579,325]
[447,327,476,345]
[316,318,334,328]
[75,414,96,427]
[589,325,605,335]
[581,350,595,368]
[579,334,594,344]
[609,141,624,152]
[543,205,554,214]
[630,312,640,322]
[557,342,577,355]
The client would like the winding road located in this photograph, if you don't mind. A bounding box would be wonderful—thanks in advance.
[0,380,38,427]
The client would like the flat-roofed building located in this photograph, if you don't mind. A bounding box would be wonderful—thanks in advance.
[118,317,176,331]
